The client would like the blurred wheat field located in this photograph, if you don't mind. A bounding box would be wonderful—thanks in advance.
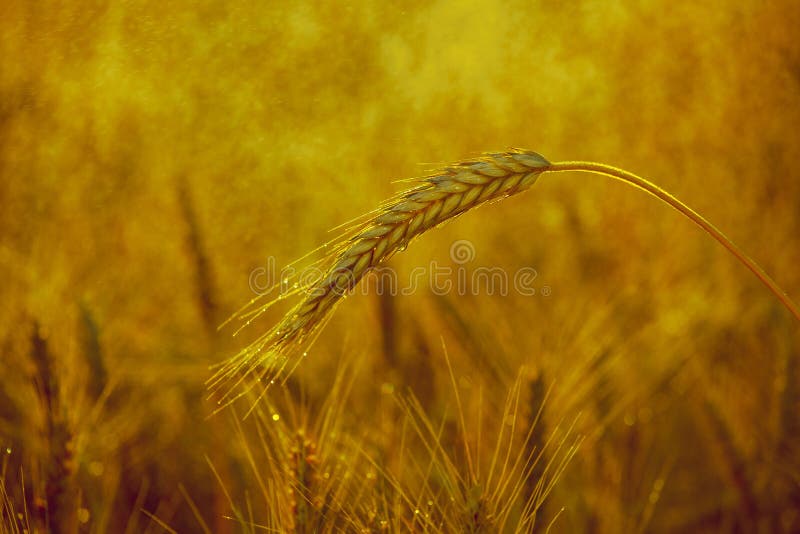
[2,1,799,532]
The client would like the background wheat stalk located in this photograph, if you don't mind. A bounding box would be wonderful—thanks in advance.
[209,150,800,408]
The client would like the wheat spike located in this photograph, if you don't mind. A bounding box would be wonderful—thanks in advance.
[208,150,550,406]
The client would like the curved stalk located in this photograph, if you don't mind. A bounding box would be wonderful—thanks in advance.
[544,161,800,323]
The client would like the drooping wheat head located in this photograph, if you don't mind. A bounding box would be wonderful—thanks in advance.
[210,149,800,410]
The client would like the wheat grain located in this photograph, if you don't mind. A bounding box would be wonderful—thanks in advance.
[208,150,550,406]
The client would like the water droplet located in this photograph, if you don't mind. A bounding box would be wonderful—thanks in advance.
[5,448,10,454]
[77,508,90,523]
[302,352,308,357]
[272,413,280,421]
[270,379,275,384]
[414,509,420,515]
[89,462,104,477]
[624,413,636,426]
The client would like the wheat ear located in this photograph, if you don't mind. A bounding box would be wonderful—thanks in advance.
[209,151,800,407]
[208,150,550,406]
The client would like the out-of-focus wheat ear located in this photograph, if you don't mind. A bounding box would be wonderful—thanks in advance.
[177,178,219,337]
[288,429,321,534]
[693,395,758,528]
[29,322,77,534]
[177,179,238,533]
[78,301,106,402]
[523,370,548,532]
[430,293,505,387]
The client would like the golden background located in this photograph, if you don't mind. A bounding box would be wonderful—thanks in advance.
[2,1,799,532]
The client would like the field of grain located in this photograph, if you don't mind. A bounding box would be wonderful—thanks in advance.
[2,1,799,532]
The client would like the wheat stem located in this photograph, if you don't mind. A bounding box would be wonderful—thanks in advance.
[543,162,800,323]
